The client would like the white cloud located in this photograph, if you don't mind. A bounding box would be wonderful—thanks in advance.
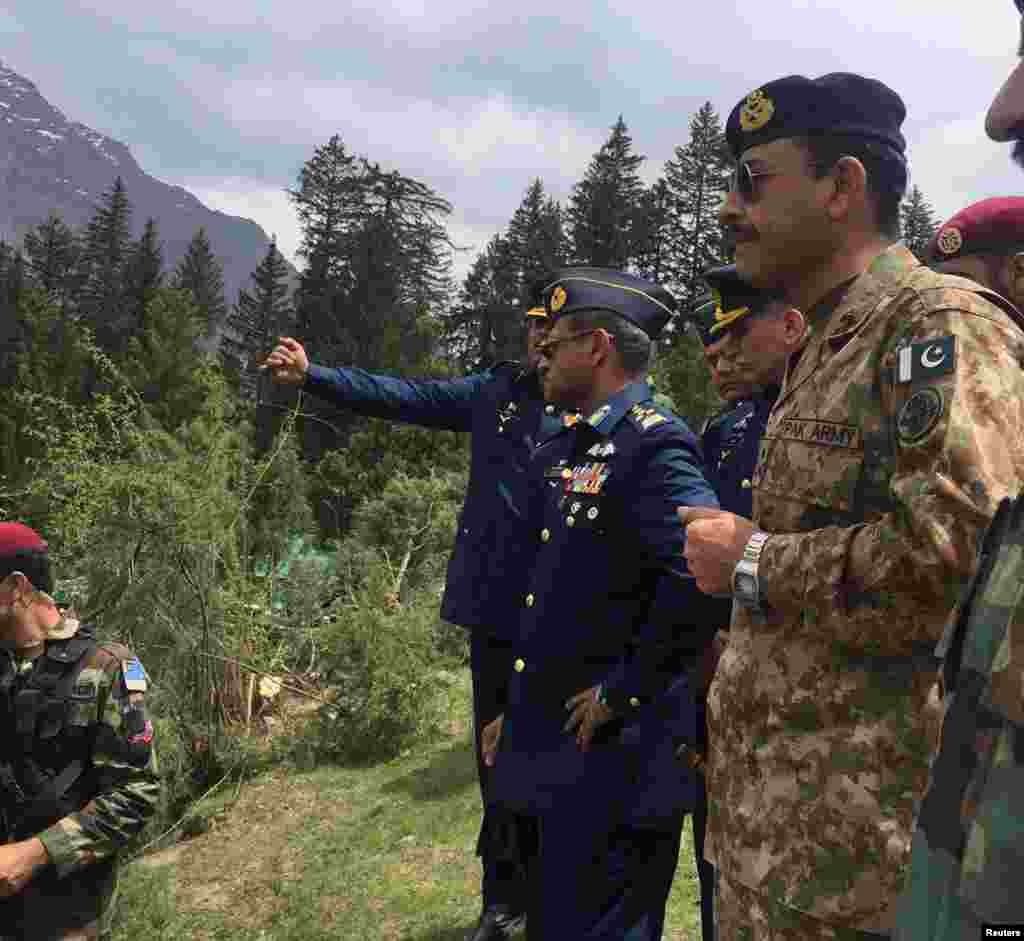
[183,179,302,267]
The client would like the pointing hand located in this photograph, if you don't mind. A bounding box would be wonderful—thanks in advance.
[259,336,309,385]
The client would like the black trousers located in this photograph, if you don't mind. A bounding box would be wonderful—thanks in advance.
[470,630,527,913]
[520,811,683,941]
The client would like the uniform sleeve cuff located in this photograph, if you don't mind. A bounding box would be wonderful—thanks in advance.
[38,820,78,878]
[757,532,805,611]
[303,363,331,389]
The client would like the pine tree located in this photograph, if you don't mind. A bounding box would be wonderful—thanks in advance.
[901,186,939,261]
[505,179,566,305]
[566,117,646,268]
[662,102,732,312]
[124,218,164,334]
[633,179,673,282]
[222,240,292,404]
[78,177,132,348]
[173,228,228,339]
[0,242,26,324]
[287,137,454,464]
[122,287,209,430]
[22,212,80,307]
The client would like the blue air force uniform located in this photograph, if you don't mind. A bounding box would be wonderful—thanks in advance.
[301,328,564,919]
[490,269,728,940]
[683,268,783,941]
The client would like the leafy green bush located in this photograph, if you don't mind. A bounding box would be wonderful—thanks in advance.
[299,576,460,764]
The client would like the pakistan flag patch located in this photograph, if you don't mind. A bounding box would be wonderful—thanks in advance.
[895,335,957,385]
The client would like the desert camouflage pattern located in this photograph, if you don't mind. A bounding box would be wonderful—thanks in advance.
[7,618,160,876]
[892,494,1024,939]
[705,244,1024,932]
[717,870,892,941]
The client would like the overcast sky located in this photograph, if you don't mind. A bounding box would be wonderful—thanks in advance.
[3,0,1021,286]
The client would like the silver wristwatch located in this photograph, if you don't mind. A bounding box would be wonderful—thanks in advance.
[732,530,771,609]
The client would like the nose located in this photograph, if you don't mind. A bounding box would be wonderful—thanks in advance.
[987,59,1024,142]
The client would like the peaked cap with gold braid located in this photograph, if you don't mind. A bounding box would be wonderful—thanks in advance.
[542,267,677,340]
[697,265,785,342]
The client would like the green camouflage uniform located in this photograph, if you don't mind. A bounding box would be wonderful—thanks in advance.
[0,614,160,940]
[892,494,1024,938]
[705,244,1024,934]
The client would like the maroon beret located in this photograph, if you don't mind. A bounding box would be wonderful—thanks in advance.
[0,522,47,558]
[928,197,1024,262]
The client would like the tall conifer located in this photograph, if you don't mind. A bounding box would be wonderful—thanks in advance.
[566,117,646,268]
[901,186,939,261]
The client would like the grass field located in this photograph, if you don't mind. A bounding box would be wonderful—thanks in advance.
[110,670,703,940]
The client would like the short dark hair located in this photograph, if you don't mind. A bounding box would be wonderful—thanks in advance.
[566,310,654,376]
[0,549,53,594]
[796,133,907,239]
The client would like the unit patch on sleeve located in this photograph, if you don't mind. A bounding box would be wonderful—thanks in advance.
[121,658,149,692]
[897,387,944,445]
[895,335,957,385]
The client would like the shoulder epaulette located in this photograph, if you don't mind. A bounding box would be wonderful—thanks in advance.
[627,403,671,432]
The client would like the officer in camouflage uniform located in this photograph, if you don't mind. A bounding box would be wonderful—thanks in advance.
[684,268,808,941]
[890,14,1024,937]
[262,304,565,941]
[678,73,1024,939]
[0,523,160,940]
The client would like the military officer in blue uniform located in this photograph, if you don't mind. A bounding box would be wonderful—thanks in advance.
[480,268,730,941]
[261,304,566,941]
[680,266,807,941]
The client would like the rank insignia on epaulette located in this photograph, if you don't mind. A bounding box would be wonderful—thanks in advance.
[896,335,957,385]
[630,405,668,430]
[121,658,148,692]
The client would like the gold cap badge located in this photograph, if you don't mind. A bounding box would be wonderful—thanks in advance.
[936,226,963,256]
[739,89,775,132]
[550,285,568,312]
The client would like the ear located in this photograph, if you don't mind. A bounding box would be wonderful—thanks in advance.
[825,157,868,222]
[589,328,615,367]
[1009,252,1024,282]
[781,307,807,348]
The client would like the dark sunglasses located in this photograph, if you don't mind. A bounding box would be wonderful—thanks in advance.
[730,160,835,203]
[730,163,780,202]
[536,330,599,358]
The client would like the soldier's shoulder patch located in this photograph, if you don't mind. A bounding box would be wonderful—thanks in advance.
[897,387,944,445]
[628,404,670,432]
[894,335,957,385]
[120,657,149,693]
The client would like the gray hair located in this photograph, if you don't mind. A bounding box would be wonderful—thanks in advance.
[566,309,655,377]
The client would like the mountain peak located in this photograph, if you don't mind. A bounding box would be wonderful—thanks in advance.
[0,62,291,308]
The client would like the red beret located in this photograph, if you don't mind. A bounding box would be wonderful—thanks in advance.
[0,522,47,557]
[928,197,1024,262]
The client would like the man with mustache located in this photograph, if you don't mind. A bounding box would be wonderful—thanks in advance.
[682,268,807,941]
[482,268,726,940]
[677,73,1024,939]
[890,6,1024,936]
[262,302,564,941]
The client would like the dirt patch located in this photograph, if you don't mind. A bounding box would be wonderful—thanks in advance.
[165,768,343,929]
